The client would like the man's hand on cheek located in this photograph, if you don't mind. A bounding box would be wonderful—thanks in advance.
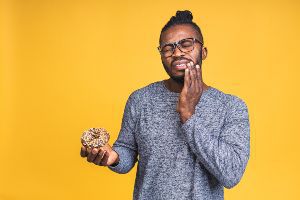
[176,61,204,124]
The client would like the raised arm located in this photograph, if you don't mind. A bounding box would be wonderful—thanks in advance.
[180,97,250,189]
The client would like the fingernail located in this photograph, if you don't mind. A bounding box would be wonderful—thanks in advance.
[92,148,98,154]
[196,65,200,68]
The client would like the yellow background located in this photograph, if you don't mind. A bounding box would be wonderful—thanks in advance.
[1,0,300,199]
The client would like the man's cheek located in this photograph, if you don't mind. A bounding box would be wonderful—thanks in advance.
[192,51,202,65]
[163,59,171,66]
[162,60,171,69]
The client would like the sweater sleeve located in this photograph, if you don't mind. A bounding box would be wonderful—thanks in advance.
[108,92,139,174]
[181,96,250,189]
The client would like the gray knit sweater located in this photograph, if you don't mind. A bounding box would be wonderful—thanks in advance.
[108,80,250,200]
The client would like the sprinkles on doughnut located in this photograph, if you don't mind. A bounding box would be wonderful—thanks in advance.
[81,127,110,148]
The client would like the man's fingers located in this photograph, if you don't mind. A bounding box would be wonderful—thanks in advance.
[183,67,190,91]
[94,149,106,165]
[196,64,203,91]
[189,62,196,91]
[100,151,109,166]
[195,64,201,90]
[87,148,98,162]
[196,64,202,84]
[80,146,88,157]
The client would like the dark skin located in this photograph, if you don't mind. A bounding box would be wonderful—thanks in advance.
[80,144,119,166]
[80,23,209,166]
[160,24,210,123]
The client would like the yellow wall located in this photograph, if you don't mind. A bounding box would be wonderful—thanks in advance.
[1,0,299,199]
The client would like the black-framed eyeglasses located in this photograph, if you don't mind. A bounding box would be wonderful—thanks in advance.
[157,37,203,58]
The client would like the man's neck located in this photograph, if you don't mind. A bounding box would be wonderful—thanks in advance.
[163,78,209,93]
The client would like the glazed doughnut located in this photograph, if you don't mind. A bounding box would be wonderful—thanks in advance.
[81,127,110,148]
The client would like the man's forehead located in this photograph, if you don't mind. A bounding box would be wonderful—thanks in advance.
[161,24,200,43]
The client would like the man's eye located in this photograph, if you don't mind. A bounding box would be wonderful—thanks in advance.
[161,45,173,52]
[180,40,193,47]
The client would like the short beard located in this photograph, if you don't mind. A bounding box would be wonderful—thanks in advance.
[170,74,184,84]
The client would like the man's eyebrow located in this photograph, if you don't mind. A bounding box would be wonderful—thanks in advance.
[160,37,197,46]
[160,39,181,47]
[160,41,173,46]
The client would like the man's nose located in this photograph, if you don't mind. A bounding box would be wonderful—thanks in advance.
[172,45,184,57]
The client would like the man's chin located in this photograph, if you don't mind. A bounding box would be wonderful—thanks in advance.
[170,75,184,84]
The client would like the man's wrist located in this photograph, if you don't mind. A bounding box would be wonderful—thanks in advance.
[180,111,193,124]
[110,161,119,167]
[109,154,120,167]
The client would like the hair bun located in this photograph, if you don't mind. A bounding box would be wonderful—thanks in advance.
[175,10,193,21]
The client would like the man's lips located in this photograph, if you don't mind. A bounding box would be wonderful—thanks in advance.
[172,60,190,70]
[174,63,187,70]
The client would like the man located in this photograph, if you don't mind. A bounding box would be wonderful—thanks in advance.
[80,10,250,200]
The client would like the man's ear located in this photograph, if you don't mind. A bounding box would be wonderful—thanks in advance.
[202,47,208,60]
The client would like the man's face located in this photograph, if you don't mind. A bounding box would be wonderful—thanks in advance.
[159,24,206,84]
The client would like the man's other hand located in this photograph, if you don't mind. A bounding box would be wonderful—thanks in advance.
[80,143,120,166]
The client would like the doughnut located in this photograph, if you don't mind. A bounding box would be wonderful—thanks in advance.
[81,127,110,148]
